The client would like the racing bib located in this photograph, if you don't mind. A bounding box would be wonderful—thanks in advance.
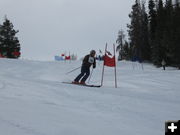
[88,56,94,64]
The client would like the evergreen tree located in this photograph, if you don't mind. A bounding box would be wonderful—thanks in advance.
[127,0,142,61]
[116,30,131,60]
[116,30,125,60]
[126,0,180,67]
[0,17,21,58]
[163,0,174,64]
[122,41,131,60]
[140,2,150,61]
[148,0,157,59]
[151,0,166,65]
[127,0,150,62]
[173,0,180,68]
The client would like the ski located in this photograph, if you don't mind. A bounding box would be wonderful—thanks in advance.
[62,82,101,88]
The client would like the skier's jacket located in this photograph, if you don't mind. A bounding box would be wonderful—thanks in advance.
[82,55,96,68]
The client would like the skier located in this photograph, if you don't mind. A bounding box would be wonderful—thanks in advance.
[73,50,96,85]
[161,59,166,70]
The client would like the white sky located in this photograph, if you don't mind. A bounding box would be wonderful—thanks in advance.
[0,0,135,61]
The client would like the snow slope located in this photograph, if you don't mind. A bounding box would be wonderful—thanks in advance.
[0,58,180,135]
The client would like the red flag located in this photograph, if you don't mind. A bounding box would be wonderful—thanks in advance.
[104,54,115,67]
[65,56,71,60]
[13,51,21,57]
[0,53,4,58]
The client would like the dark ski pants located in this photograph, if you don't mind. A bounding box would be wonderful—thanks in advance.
[163,65,166,70]
[74,66,90,82]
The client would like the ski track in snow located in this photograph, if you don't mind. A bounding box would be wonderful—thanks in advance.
[0,59,180,135]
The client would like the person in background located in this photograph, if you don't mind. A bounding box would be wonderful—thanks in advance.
[161,59,166,70]
[73,50,96,85]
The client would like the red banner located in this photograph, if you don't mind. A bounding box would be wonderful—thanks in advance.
[101,44,117,88]
[104,54,115,67]
[65,56,71,60]
[13,51,21,57]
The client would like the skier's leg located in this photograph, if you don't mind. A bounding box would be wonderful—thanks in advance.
[80,68,90,83]
[163,66,165,70]
[74,67,85,82]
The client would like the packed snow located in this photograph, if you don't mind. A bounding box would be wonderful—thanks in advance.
[0,58,180,135]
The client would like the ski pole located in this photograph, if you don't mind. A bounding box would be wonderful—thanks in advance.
[88,68,94,83]
[66,66,81,75]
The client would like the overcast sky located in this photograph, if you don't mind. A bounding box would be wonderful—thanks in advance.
[0,0,135,60]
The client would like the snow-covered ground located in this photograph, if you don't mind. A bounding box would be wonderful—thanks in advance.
[0,58,179,135]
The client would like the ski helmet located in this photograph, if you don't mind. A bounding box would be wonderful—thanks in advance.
[90,50,96,55]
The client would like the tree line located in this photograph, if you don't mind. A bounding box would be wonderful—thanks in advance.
[116,0,180,68]
[0,17,21,58]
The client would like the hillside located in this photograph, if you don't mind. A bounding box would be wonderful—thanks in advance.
[0,58,180,135]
